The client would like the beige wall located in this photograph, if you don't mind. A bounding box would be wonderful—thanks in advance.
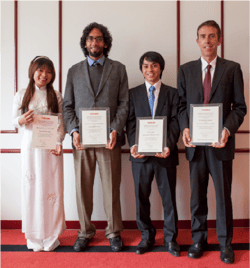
[1,1,249,222]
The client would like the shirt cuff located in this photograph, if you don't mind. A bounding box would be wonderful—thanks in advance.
[224,127,230,136]
[110,128,120,136]
[70,127,79,136]
[130,144,137,149]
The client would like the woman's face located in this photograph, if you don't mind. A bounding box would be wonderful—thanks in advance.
[33,65,53,88]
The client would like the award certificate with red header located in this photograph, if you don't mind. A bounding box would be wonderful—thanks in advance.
[31,114,58,149]
[80,108,110,147]
[136,117,166,155]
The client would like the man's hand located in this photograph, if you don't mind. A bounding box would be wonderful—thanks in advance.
[73,131,84,150]
[130,145,145,158]
[49,144,62,156]
[18,110,34,126]
[182,128,196,147]
[156,147,170,158]
[212,129,229,148]
[106,130,117,150]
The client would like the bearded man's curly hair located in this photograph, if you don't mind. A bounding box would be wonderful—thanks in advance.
[80,22,113,57]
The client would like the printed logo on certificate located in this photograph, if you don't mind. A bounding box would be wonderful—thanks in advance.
[31,113,60,150]
[80,107,110,148]
[135,117,167,156]
[189,103,223,146]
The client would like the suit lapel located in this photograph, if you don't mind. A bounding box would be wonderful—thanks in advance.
[155,84,166,116]
[195,59,203,102]
[209,57,226,102]
[81,60,95,98]
[138,84,152,116]
[96,58,113,97]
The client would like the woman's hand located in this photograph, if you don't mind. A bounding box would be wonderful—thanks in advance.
[49,144,62,156]
[18,110,34,126]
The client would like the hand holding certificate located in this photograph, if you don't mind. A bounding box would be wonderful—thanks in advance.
[31,114,59,150]
[189,104,222,146]
[135,117,167,156]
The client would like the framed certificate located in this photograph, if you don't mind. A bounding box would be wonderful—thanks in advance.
[135,117,167,156]
[80,107,110,148]
[190,103,223,146]
[31,112,61,150]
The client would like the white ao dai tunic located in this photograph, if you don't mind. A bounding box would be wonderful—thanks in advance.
[12,85,66,240]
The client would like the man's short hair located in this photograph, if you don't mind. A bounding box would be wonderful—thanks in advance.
[139,51,165,79]
[197,20,221,40]
[80,22,112,57]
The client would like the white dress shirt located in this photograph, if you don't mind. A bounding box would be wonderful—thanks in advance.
[201,56,217,84]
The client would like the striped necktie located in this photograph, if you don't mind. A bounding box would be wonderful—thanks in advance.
[149,86,155,116]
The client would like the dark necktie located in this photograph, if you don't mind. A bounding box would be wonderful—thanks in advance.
[203,64,211,104]
[149,86,155,116]
[93,61,100,67]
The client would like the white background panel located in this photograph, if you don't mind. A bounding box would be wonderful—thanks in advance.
[1,154,22,220]
[180,1,221,65]
[231,153,249,219]
[1,1,15,131]
[18,1,59,93]
[224,1,249,131]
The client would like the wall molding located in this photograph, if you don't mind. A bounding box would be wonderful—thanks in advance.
[1,148,249,154]
[1,0,18,134]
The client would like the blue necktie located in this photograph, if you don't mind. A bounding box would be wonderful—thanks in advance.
[149,86,155,116]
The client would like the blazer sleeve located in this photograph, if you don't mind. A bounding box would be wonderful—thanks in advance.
[167,89,180,152]
[126,89,136,147]
[177,66,189,133]
[63,67,79,134]
[110,64,129,135]
[223,63,247,135]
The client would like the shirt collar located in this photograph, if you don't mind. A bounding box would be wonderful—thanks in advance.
[201,56,217,71]
[35,84,46,91]
[145,80,161,92]
[87,55,105,66]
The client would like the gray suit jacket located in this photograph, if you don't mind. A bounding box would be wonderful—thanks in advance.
[63,57,129,147]
[178,57,247,161]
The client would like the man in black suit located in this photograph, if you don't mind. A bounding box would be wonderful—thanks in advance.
[178,20,247,264]
[126,52,180,256]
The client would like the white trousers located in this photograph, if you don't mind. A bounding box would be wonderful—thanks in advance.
[27,236,60,251]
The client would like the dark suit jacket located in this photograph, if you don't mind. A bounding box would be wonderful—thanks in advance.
[63,58,129,147]
[178,57,247,161]
[126,83,179,167]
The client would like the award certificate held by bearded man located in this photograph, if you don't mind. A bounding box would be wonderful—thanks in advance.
[80,107,110,147]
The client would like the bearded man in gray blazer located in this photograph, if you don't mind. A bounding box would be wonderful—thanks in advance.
[63,22,128,252]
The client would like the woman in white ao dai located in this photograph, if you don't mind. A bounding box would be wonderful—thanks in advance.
[12,56,66,252]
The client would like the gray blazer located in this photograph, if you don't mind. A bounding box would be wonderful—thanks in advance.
[63,57,129,147]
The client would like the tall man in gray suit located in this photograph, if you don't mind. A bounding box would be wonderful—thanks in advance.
[63,22,129,252]
[178,20,246,264]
